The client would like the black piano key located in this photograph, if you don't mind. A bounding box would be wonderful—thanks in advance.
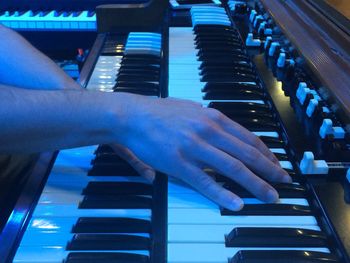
[66,234,150,250]
[213,108,273,117]
[88,163,140,176]
[230,250,339,263]
[194,32,240,40]
[118,64,160,71]
[82,182,153,195]
[208,101,271,111]
[203,89,265,100]
[114,81,159,90]
[201,75,256,83]
[229,118,279,131]
[114,87,159,96]
[95,144,114,154]
[117,68,160,76]
[87,11,95,17]
[72,11,82,17]
[222,111,275,121]
[92,153,125,164]
[117,73,159,82]
[79,195,152,209]
[194,25,238,33]
[196,44,245,51]
[197,47,245,56]
[259,136,285,148]
[225,227,328,247]
[195,33,241,40]
[194,33,242,40]
[199,67,254,78]
[194,25,238,32]
[200,67,255,76]
[200,60,251,69]
[221,204,312,216]
[39,11,50,17]
[196,39,243,46]
[122,54,160,63]
[202,82,260,92]
[285,169,297,177]
[178,0,214,4]
[273,152,289,160]
[72,217,151,233]
[65,252,150,263]
[198,54,250,63]
[223,182,307,198]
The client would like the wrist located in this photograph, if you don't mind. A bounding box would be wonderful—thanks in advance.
[95,92,136,146]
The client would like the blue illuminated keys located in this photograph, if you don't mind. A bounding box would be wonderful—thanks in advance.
[0,10,96,30]
[13,146,153,263]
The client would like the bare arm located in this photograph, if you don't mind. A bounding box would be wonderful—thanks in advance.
[0,25,81,90]
[0,85,122,152]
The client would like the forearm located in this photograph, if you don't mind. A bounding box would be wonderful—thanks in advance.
[0,25,80,90]
[0,85,128,153]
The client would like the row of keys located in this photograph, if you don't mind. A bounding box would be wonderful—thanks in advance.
[0,10,96,30]
[166,5,339,262]
[86,32,162,96]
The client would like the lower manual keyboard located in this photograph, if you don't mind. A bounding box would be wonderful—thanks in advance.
[14,145,167,263]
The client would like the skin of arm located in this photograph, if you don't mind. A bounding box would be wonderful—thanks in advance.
[0,26,292,211]
[0,24,81,90]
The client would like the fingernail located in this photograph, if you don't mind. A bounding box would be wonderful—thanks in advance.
[228,198,244,211]
[283,175,293,183]
[267,188,279,203]
[280,170,293,183]
[144,170,156,182]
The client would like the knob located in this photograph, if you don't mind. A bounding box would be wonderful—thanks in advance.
[245,33,261,47]
[300,151,329,175]
[319,119,345,139]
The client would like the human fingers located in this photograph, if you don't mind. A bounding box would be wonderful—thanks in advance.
[110,144,156,182]
[205,108,281,165]
[178,164,244,211]
[206,129,292,183]
[191,142,279,203]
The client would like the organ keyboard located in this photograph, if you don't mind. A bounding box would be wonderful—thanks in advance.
[0,10,97,31]
[0,0,145,31]
[1,0,350,262]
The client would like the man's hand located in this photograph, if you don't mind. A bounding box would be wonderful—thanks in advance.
[113,94,292,211]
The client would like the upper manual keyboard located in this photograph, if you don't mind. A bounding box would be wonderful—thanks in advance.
[0,10,96,30]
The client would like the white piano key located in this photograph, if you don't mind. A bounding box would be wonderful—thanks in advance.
[168,208,317,225]
[253,131,280,138]
[270,148,287,154]
[168,224,321,243]
[32,204,151,219]
[20,229,149,247]
[14,246,148,263]
[168,243,330,263]
[280,160,293,170]
[26,217,77,233]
